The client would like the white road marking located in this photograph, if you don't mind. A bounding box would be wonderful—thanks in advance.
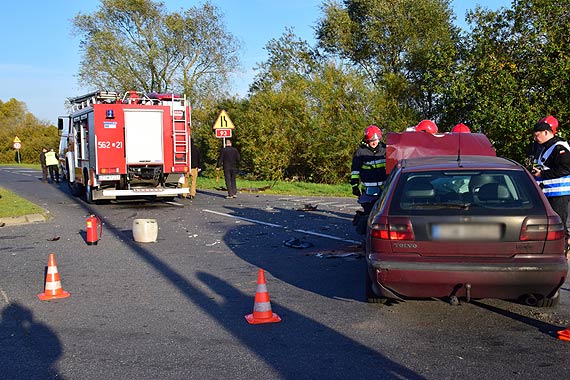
[204,209,360,244]
[204,209,283,228]
[291,229,360,244]
[0,288,9,304]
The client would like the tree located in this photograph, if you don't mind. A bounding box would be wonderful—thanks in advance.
[316,0,460,126]
[0,98,58,163]
[238,30,380,183]
[445,0,570,162]
[72,0,240,105]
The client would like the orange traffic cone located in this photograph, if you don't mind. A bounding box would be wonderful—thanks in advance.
[557,329,570,341]
[38,253,70,301]
[245,269,281,324]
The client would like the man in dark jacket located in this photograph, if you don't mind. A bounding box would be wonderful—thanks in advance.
[39,147,48,183]
[350,125,387,234]
[531,118,570,250]
[216,139,240,198]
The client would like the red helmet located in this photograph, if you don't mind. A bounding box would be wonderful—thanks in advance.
[364,125,382,142]
[415,120,438,134]
[539,115,558,134]
[452,123,471,133]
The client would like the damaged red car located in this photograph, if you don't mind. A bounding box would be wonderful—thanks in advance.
[365,134,568,307]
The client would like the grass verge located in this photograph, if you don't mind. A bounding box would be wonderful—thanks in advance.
[0,186,46,218]
[197,176,352,197]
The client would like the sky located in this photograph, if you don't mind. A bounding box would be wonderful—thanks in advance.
[0,0,512,125]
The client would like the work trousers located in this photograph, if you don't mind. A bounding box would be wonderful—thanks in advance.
[41,165,48,182]
[48,165,59,182]
[224,168,238,197]
[188,168,198,197]
[548,195,570,239]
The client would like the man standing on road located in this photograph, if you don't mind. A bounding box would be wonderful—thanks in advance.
[183,138,203,199]
[351,125,387,234]
[531,118,570,251]
[39,147,48,183]
[216,139,240,199]
[45,148,60,183]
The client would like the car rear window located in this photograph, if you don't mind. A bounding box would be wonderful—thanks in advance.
[389,170,546,216]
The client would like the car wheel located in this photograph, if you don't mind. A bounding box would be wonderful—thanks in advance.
[536,291,560,308]
[365,268,388,304]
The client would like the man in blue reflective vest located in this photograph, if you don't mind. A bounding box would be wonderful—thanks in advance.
[532,118,570,250]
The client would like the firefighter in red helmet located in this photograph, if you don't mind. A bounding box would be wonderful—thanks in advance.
[452,123,471,133]
[415,120,438,134]
[350,125,387,234]
[539,115,558,135]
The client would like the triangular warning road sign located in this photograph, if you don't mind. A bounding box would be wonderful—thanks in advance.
[212,110,235,129]
[13,136,21,143]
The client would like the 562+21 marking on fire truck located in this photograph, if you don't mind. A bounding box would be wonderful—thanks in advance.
[98,141,123,149]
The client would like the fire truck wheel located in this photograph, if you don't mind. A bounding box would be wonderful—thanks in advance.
[85,185,94,204]
[84,171,94,204]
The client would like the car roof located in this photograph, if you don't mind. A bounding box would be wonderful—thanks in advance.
[399,155,523,172]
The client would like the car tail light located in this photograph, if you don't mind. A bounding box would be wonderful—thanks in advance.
[520,216,565,241]
[370,216,415,240]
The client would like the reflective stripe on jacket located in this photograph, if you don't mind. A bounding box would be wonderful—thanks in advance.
[536,140,570,197]
[350,142,387,190]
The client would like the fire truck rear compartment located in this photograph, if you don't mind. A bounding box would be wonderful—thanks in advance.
[127,165,163,185]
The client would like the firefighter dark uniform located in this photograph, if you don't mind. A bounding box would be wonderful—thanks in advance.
[351,125,387,234]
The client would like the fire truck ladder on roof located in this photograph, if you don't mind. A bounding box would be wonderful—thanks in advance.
[69,91,119,112]
[169,95,190,166]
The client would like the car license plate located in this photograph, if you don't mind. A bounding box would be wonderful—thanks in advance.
[98,175,120,181]
[432,224,501,241]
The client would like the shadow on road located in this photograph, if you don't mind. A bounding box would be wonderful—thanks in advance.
[86,197,423,378]
[0,302,64,380]
[2,168,423,378]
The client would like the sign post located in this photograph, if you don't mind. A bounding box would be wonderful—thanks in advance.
[212,110,236,147]
[13,136,22,163]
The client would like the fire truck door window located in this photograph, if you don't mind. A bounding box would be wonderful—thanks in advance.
[73,121,81,156]
[81,120,88,160]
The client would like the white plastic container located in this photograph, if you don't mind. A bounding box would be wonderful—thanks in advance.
[132,219,158,243]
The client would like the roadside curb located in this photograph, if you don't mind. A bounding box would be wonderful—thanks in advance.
[0,213,49,227]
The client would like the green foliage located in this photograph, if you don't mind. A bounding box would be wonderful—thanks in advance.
[0,99,59,164]
[317,0,460,123]
[444,0,570,161]
[235,31,381,184]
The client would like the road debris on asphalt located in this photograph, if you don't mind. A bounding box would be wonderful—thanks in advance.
[283,238,313,249]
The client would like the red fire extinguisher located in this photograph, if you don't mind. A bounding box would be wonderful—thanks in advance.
[86,214,102,245]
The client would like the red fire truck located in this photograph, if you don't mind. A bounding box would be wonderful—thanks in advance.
[58,90,191,203]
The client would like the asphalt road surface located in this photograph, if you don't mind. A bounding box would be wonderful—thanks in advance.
[1,166,569,380]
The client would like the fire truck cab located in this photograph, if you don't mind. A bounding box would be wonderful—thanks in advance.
[58,90,191,203]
